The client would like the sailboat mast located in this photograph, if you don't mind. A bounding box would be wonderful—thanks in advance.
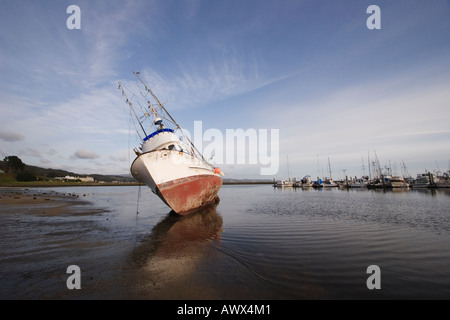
[328,157,332,180]
[361,156,366,177]
[316,154,320,180]
[287,155,290,180]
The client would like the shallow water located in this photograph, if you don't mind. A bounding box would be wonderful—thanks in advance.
[1,185,449,299]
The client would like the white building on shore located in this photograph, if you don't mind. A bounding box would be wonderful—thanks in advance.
[54,175,95,182]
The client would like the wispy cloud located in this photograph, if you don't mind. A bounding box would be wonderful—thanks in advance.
[135,60,291,111]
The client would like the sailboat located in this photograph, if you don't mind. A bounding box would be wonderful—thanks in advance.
[119,72,223,215]
[273,155,297,187]
[321,157,338,188]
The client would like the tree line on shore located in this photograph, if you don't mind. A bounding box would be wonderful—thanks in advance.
[0,155,135,183]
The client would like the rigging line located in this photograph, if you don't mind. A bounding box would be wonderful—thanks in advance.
[121,82,148,113]
[128,107,131,170]
[129,108,144,141]
[118,82,148,138]
[136,97,150,115]
[122,90,143,142]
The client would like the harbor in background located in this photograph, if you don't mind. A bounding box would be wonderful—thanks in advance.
[273,154,450,190]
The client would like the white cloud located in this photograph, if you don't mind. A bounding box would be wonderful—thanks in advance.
[71,149,100,160]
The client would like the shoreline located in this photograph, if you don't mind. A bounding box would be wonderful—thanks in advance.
[0,182,141,188]
[0,181,273,188]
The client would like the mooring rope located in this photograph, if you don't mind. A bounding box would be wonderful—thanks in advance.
[136,185,141,215]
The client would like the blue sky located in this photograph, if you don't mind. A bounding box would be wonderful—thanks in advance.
[1,0,449,179]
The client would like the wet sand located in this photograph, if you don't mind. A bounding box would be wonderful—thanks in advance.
[0,188,118,299]
[0,188,105,216]
[0,187,261,300]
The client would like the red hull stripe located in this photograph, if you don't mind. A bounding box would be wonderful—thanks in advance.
[157,174,222,215]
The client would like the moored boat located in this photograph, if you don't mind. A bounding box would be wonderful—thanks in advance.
[390,176,409,188]
[313,177,323,188]
[273,178,297,187]
[435,171,450,188]
[322,177,338,188]
[411,172,434,189]
[349,176,369,188]
[300,175,314,188]
[367,176,386,189]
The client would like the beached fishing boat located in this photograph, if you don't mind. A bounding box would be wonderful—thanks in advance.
[119,72,223,215]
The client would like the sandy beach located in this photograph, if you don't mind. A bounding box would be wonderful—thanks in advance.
[0,188,106,216]
[0,187,238,300]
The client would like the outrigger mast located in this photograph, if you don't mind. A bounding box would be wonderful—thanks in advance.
[118,82,147,139]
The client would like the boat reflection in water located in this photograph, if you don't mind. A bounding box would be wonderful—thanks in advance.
[127,202,223,298]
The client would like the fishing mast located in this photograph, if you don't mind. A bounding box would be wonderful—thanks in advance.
[122,72,214,170]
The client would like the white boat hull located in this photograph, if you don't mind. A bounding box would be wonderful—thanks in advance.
[131,150,222,215]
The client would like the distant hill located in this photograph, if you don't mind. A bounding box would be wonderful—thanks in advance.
[25,164,136,183]
[0,159,136,183]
